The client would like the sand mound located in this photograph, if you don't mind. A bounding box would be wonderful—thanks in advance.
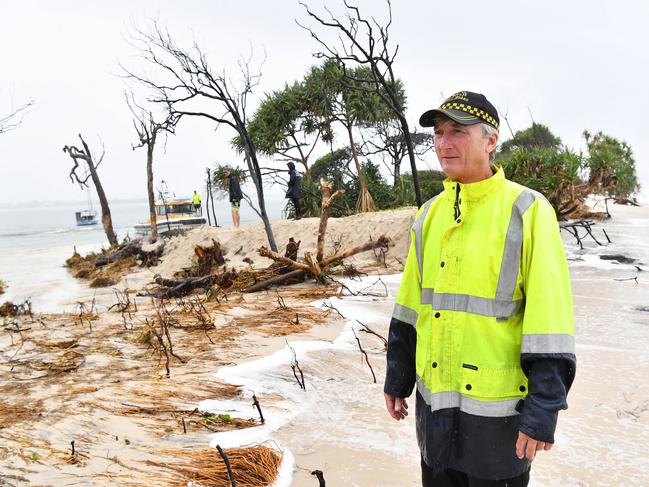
[153,207,417,278]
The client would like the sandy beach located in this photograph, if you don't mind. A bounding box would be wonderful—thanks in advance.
[1,201,649,486]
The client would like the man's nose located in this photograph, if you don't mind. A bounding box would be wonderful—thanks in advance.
[436,134,452,150]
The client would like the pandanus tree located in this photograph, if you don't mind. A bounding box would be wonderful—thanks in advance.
[304,60,400,213]
[244,81,331,172]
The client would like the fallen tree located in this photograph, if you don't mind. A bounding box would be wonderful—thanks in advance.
[244,180,390,292]
[67,240,164,287]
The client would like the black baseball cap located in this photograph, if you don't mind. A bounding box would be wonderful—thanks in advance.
[419,91,499,130]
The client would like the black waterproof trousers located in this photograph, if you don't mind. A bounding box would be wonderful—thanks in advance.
[290,197,301,220]
[422,460,530,487]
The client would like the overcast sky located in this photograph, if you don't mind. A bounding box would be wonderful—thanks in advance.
[1,0,647,205]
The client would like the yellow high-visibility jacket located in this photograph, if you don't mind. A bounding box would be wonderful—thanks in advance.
[192,193,202,205]
[384,167,576,479]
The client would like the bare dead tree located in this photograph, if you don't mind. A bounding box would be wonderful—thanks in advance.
[0,99,33,135]
[63,134,118,246]
[298,0,423,206]
[125,91,177,243]
[122,21,278,251]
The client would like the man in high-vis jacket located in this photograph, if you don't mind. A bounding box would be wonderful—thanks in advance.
[384,91,576,487]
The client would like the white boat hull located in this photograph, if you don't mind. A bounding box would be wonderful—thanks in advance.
[134,217,206,237]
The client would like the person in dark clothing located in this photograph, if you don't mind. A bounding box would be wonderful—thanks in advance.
[285,162,302,220]
[224,166,242,229]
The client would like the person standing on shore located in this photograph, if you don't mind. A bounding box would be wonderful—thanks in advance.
[192,190,202,215]
[384,91,576,487]
[224,166,242,230]
[285,161,302,220]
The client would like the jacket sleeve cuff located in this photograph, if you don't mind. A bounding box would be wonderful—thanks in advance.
[383,378,415,398]
[519,398,558,443]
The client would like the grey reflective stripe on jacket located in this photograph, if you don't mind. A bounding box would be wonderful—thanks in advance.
[393,303,418,327]
[421,289,523,318]
[521,333,575,354]
[416,375,519,417]
[412,196,438,280]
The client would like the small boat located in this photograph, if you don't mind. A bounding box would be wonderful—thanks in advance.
[75,209,98,226]
[134,197,206,237]
[76,186,98,226]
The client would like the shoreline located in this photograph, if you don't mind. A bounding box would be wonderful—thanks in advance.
[1,202,649,486]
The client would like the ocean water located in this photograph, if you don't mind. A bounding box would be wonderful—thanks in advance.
[0,192,288,311]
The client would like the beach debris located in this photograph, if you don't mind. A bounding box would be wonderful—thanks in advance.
[311,469,326,486]
[600,254,637,265]
[286,340,306,391]
[560,220,607,249]
[356,319,388,350]
[216,444,237,487]
[352,328,377,383]
[75,299,98,330]
[613,277,639,284]
[67,240,163,287]
[108,288,137,329]
[246,180,390,292]
[146,443,282,486]
[94,240,163,267]
[251,392,265,425]
[0,279,6,295]
[148,299,186,377]
[150,273,218,299]
[193,238,226,275]
[232,302,323,336]
[0,299,32,318]
[321,300,345,319]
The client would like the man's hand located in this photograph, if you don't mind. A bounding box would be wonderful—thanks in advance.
[384,393,409,421]
[516,431,553,461]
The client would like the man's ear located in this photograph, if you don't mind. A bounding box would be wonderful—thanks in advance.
[487,130,499,154]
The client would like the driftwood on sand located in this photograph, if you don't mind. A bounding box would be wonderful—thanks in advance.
[243,180,390,292]
[95,240,165,267]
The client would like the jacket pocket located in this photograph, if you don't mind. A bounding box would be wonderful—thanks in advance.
[461,365,528,400]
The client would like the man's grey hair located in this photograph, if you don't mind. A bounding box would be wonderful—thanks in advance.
[481,123,499,163]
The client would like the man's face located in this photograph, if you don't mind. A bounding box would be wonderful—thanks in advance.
[433,118,498,183]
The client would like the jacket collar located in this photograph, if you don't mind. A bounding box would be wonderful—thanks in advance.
[442,165,505,204]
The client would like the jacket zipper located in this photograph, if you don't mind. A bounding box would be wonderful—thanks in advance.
[453,183,461,221]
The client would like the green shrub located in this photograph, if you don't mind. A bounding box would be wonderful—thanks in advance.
[496,147,584,218]
[583,130,639,199]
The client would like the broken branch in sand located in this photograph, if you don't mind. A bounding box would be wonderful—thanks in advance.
[355,319,388,350]
[286,340,306,391]
[560,220,607,249]
[352,328,377,383]
[252,392,265,425]
[311,469,326,486]
[216,445,237,487]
